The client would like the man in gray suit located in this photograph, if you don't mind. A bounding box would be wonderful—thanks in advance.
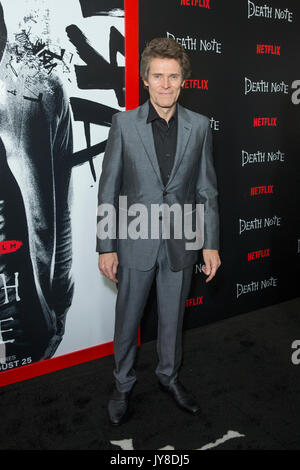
[97,38,221,425]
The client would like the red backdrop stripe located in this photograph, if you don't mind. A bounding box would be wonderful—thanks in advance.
[125,0,139,110]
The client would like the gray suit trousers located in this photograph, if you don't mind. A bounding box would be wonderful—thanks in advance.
[113,239,194,392]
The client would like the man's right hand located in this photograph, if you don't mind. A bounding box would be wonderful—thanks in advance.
[98,252,119,283]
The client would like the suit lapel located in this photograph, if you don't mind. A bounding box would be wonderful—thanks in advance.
[135,101,164,187]
[135,100,192,188]
[166,104,192,188]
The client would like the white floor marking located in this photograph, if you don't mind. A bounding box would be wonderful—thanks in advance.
[110,430,245,451]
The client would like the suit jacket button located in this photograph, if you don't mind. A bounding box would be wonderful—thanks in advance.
[163,191,168,196]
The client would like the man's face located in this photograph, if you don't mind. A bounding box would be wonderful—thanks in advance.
[143,57,184,111]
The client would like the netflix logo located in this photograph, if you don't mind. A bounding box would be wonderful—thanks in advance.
[182,79,208,89]
[180,0,210,8]
[250,185,274,196]
[248,248,270,261]
[257,44,280,55]
[253,117,277,127]
[186,296,203,307]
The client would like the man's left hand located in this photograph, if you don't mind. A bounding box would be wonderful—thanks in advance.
[202,249,221,282]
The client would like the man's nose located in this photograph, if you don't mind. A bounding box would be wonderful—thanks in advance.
[162,77,170,88]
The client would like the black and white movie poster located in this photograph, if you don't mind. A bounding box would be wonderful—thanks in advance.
[0,0,124,372]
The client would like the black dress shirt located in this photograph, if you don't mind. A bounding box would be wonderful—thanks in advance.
[98,101,178,254]
[147,100,178,187]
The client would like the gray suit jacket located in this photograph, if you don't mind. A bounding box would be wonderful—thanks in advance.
[96,100,219,271]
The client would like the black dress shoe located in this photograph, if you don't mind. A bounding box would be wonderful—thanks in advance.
[107,387,131,426]
[159,380,201,415]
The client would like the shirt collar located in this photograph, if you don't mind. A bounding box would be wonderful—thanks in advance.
[147,100,178,124]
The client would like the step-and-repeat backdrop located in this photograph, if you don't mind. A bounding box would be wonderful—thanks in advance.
[139,0,300,341]
[0,0,299,379]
